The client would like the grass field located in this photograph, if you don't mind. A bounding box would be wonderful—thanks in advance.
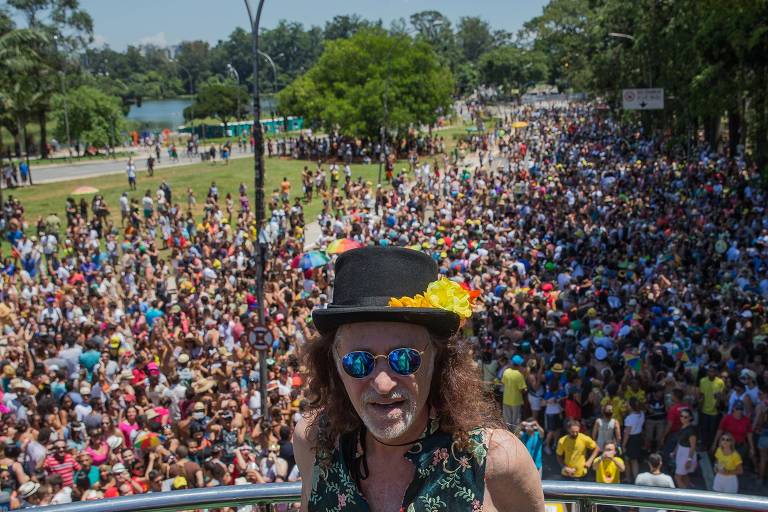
[6,156,392,233]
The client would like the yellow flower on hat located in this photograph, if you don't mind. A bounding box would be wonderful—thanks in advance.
[388,277,475,319]
[388,294,432,308]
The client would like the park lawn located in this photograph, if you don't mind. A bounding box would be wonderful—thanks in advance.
[8,156,389,234]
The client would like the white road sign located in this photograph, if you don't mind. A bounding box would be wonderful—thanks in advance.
[622,88,664,110]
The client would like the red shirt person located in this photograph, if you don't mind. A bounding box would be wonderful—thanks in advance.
[43,441,81,488]
[712,400,755,458]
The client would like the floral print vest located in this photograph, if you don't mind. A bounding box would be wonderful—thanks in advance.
[309,420,489,511]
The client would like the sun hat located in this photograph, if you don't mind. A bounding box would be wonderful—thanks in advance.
[312,247,467,337]
[111,463,128,475]
[107,435,123,449]
[19,481,40,499]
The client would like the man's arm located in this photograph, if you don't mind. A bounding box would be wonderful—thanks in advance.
[585,443,600,468]
[292,415,316,511]
[484,428,544,512]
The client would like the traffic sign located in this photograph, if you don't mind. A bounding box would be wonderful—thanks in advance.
[622,88,664,110]
[249,326,271,351]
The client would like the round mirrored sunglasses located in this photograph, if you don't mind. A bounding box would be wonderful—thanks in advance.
[338,347,424,379]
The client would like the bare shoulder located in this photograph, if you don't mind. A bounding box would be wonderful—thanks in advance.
[292,414,319,510]
[293,414,317,449]
[484,428,544,512]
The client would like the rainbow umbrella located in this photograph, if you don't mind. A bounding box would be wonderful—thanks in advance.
[134,431,163,451]
[291,251,330,270]
[326,239,363,255]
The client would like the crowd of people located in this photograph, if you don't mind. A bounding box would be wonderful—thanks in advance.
[0,102,766,509]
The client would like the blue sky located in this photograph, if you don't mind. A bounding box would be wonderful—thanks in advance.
[77,0,549,49]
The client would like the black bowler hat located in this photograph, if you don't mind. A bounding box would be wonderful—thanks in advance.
[312,247,460,337]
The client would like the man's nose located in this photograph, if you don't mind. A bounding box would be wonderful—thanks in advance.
[370,362,398,395]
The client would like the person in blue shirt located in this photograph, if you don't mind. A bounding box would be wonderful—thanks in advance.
[78,339,101,382]
[520,418,545,477]
[145,300,164,329]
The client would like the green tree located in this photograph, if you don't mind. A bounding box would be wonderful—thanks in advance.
[456,17,495,62]
[279,29,453,139]
[261,21,324,93]
[51,85,123,150]
[175,40,211,94]
[324,15,379,41]
[409,10,456,63]
[186,82,247,132]
[6,0,93,157]
[0,15,48,162]
[209,27,251,91]
[479,46,548,94]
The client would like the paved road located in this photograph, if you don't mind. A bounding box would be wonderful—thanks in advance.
[27,149,254,185]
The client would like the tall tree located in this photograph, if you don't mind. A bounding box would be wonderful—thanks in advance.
[175,40,211,94]
[51,85,124,149]
[409,10,456,63]
[185,82,247,132]
[6,0,93,158]
[279,29,453,139]
[324,15,379,41]
[456,17,494,62]
[479,46,548,93]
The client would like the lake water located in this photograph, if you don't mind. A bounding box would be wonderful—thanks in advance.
[127,99,192,130]
[127,97,279,131]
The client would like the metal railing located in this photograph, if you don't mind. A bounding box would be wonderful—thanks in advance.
[38,481,768,512]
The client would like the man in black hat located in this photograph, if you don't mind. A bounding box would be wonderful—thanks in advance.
[294,247,543,511]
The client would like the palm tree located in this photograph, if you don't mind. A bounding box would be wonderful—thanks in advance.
[0,27,47,170]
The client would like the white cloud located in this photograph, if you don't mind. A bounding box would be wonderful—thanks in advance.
[136,31,168,47]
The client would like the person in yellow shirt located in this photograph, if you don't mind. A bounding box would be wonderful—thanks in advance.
[713,434,743,493]
[501,355,528,428]
[699,363,725,448]
[557,420,599,480]
[601,383,627,425]
[592,441,625,484]
[623,377,646,406]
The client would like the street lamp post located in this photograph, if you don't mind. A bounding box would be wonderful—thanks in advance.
[53,35,72,161]
[244,0,269,426]
[257,50,279,93]
[608,32,651,88]
[227,64,241,122]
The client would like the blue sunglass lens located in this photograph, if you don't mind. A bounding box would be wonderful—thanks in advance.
[389,348,422,376]
[342,351,375,378]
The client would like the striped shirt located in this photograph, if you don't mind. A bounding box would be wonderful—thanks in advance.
[44,454,80,488]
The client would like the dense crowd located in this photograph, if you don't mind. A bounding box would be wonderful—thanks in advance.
[0,103,766,508]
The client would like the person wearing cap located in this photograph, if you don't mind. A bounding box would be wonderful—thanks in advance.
[501,354,528,429]
[294,248,543,511]
[698,363,725,450]
[712,400,755,466]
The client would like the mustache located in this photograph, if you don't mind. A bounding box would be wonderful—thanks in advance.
[361,388,412,404]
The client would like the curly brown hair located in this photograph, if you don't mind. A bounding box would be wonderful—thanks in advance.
[302,328,503,455]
